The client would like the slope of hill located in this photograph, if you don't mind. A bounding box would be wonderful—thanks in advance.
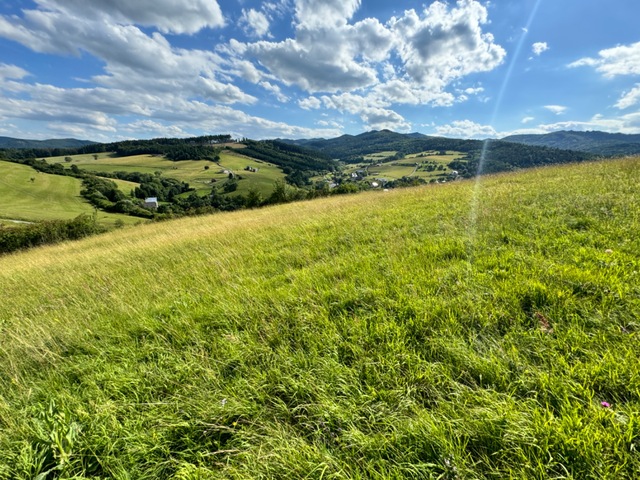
[285,130,593,175]
[1,157,638,478]
[0,136,96,149]
[502,130,640,156]
[0,159,137,226]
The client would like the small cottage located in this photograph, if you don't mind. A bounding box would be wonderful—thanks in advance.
[144,197,159,209]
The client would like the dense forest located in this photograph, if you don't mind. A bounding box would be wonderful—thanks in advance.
[502,130,640,156]
[241,140,337,171]
[0,135,233,162]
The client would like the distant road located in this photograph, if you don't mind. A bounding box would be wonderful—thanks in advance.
[0,218,35,224]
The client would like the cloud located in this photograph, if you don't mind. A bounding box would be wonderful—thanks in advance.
[259,81,289,102]
[0,63,29,80]
[124,120,192,138]
[360,108,411,132]
[240,8,271,38]
[241,36,380,93]
[0,0,508,140]
[31,0,224,34]
[531,42,549,56]
[544,105,567,115]
[231,0,504,131]
[389,1,506,85]
[237,0,503,96]
[615,84,640,109]
[295,0,361,28]
[298,97,322,110]
[239,15,393,93]
[506,113,640,136]
[521,116,535,124]
[0,8,255,105]
[570,41,640,77]
[433,120,498,139]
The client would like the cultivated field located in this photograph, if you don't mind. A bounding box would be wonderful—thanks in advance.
[0,158,639,478]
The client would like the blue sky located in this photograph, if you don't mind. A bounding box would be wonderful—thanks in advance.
[1,0,640,141]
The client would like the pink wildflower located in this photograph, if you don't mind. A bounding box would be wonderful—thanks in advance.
[600,401,611,408]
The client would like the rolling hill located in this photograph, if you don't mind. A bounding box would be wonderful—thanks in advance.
[501,130,640,156]
[0,159,139,227]
[1,157,638,478]
[284,129,594,175]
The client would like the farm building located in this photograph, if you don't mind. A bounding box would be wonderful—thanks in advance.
[144,197,159,209]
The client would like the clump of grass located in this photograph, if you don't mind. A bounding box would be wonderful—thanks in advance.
[0,158,639,478]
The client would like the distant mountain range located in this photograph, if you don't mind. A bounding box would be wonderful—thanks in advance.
[501,130,640,156]
[282,129,593,177]
[0,136,96,149]
[3,130,640,157]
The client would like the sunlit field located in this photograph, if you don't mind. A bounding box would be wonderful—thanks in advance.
[1,158,638,478]
[0,160,139,226]
[47,151,286,196]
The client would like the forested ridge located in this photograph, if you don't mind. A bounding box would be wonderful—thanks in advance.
[285,130,595,177]
[502,130,640,156]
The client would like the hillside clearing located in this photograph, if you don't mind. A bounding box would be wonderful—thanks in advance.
[47,151,286,197]
[0,158,639,478]
[0,160,138,226]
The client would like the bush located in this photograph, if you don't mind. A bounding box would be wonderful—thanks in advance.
[0,215,105,255]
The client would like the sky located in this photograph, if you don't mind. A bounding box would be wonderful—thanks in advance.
[1,0,640,142]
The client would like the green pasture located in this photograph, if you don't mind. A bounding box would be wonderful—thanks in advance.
[405,150,464,162]
[101,177,140,196]
[47,151,286,197]
[350,151,464,181]
[363,151,397,160]
[219,152,286,197]
[0,160,138,226]
[368,162,418,179]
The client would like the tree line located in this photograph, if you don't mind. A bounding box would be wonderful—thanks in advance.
[0,215,104,255]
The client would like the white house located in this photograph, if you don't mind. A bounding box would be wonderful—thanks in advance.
[144,197,159,209]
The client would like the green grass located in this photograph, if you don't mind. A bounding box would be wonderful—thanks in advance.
[0,158,639,478]
[0,160,139,227]
[363,151,398,160]
[48,151,286,197]
[355,152,465,181]
[218,152,286,197]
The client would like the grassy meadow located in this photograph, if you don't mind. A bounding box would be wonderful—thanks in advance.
[0,160,139,227]
[0,158,639,478]
[347,151,464,181]
[47,150,286,196]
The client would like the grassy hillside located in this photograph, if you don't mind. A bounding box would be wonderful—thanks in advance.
[46,150,286,196]
[0,160,138,226]
[0,158,639,478]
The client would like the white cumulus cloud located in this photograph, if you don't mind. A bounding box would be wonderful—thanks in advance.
[532,42,549,56]
[389,1,506,85]
[295,0,361,28]
[615,84,640,109]
[433,120,498,139]
[570,41,640,77]
[240,8,271,38]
